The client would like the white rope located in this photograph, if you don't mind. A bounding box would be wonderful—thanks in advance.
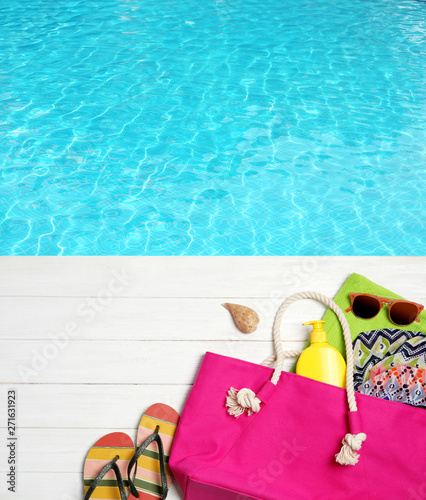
[335,433,367,465]
[270,291,357,413]
[261,350,303,367]
[226,388,261,417]
[226,291,366,466]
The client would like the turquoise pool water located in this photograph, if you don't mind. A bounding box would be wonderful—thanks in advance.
[1,0,425,255]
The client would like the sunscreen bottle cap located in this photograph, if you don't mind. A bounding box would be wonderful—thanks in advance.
[303,320,327,343]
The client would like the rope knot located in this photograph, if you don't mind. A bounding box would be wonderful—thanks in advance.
[335,433,367,465]
[226,387,261,417]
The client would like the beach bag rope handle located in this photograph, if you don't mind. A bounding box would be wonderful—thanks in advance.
[225,291,367,466]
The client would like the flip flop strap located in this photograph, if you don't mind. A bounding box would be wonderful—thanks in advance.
[155,433,169,499]
[85,455,127,500]
[128,426,169,499]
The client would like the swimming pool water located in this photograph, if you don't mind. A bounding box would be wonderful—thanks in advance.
[1,0,425,255]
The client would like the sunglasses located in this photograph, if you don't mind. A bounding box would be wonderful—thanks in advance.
[346,293,424,326]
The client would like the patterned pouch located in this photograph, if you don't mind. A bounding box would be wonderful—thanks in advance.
[369,353,426,381]
[353,328,426,390]
[358,364,426,408]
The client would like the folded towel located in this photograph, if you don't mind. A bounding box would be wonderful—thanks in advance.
[298,272,426,361]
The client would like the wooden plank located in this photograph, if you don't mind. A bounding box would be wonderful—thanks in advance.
[0,472,183,499]
[0,297,331,341]
[1,256,426,500]
[0,384,191,429]
[0,256,424,297]
[0,340,302,384]
[0,428,169,473]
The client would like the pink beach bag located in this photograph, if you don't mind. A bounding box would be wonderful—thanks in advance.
[170,292,426,500]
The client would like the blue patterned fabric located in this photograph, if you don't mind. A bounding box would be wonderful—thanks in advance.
[359,364,426,408]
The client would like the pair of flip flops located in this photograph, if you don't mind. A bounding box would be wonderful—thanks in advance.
[84,404,180,500]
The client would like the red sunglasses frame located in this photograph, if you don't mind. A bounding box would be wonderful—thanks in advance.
[346,293,424,326]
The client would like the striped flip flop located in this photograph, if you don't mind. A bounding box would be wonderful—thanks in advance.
[84,432,137,500]
[127,404,180,499]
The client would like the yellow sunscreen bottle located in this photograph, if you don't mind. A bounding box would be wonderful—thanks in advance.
[296,321,346,388]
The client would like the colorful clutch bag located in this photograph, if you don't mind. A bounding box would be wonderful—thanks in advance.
[358,364,426,408]
[369,353,426,381]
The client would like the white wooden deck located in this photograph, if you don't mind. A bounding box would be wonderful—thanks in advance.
[0,256,425,499]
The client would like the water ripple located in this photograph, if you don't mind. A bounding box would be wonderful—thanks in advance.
[0,0,425,255]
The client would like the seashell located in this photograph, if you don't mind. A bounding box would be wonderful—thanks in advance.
[222,303,260,334]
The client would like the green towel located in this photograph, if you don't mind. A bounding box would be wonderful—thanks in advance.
[293,273,426,369]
